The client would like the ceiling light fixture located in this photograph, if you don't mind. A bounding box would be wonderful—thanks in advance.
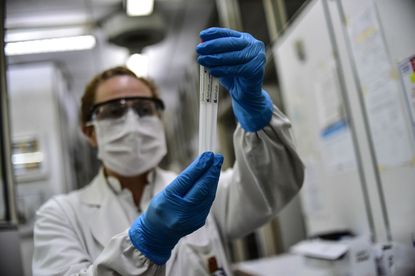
[5,35,96,56]
[127,53,149,77]
[5,27,88,43]
[126,0,154,16]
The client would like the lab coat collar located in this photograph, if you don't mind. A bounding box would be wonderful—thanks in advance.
[79,167,175,247]
[79,168,131,247]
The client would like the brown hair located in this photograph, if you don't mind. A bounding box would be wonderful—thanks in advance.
[80,66,160,125]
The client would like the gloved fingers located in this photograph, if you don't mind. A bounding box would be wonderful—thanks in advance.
[196,37,248,55]
[184,153,223,203]
[208,54,266,78]
[245,53,266,76]
[166,152,215,196]
[207,63,251,78]
[199,27,241,42]
[197,48,257,67]
[198,38,264,65]
[218,77,234,91]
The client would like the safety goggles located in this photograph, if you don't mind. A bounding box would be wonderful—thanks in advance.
[88,96,165,122]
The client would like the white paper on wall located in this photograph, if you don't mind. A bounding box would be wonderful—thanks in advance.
[301,158,326,217]
[314,59,344,131]
[347,3,414,168]
[314,59,357,173]
[399,55,415,128]
[320,120,356,172]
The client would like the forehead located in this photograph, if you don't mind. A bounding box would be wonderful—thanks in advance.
[95,75,153,103]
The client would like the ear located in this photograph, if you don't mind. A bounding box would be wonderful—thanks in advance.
[81,124,98,147]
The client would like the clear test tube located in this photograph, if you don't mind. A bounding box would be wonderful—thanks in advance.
[198,66,207,155]
[198,65,219,155]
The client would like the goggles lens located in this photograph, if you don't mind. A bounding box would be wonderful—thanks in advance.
[90,97,164,121]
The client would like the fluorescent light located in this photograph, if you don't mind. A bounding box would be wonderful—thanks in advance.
[6,27,87,43]
[12,152,44,165]
[126,0,154,16]
[127,53,149,77]
[5,35,96,56]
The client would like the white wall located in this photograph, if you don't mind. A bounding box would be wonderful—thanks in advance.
[336,0,415,272]
[7,63,75,276]
[274,0,372,238]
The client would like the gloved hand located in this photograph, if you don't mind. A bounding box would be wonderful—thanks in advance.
[129,152,224,265]
[196,27,273,132]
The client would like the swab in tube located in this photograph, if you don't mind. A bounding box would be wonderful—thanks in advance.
[198,66,207,154]
[210,77,219,151]
[198,66,219,154]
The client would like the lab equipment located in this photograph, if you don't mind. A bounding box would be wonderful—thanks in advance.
[197,27,273,132]
[129,152,224,265]
[291,237,377,276]
[198,66,219,154]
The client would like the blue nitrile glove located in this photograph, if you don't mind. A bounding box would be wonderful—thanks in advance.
[128,152,224,265]
[196,27,273,132]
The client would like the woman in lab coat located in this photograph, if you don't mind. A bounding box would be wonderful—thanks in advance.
[32,27,304,275]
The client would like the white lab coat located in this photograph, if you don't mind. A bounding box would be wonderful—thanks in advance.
[32,106,304,276]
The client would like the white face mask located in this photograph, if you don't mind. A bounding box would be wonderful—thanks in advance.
[93,110,167,176]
